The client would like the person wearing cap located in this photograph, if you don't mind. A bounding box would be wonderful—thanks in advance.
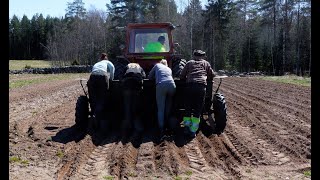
[179,50,215,138]
[148,59,176,139]
[87,53,115,132]
[121,63,146,139]
[144,36,166,52]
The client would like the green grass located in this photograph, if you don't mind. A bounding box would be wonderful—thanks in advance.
[9,73,89,89]
[9,156,21,163]
[128,172,137,177]
[185,170,193,176]
[245,169,252,173]
[56,150,64,158]
[103,176,114,180]
[173,176,182,180]
[256,75,310,87]
[9,60,52,70]
[9,156,29,165]
[303,170,311,177]
[20,160,29,165]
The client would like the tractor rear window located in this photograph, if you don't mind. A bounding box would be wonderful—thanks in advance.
[129,29,170,53]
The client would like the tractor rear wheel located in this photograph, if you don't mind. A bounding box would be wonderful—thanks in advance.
[212,93,227,134]
[75,95,89,129]
[172,58,187,78]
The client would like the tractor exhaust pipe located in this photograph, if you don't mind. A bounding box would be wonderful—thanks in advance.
[214,76,228,93]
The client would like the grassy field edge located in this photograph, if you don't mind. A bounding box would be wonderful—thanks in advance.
[255,75,311,87]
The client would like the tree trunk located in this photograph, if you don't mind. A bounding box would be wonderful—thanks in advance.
[296,1,300,76]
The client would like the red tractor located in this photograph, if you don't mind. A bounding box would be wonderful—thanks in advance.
[112,22,187,79]
[75,22,227,135]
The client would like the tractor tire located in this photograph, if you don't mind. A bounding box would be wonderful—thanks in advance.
[212,93,227,134]
[75,95,89,129]
[113,58,129,80]
[172,58,187,78]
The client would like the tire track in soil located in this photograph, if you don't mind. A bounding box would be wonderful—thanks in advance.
[154,140,185,178]
[222,128,261,166]
[64,137,186,180]
[118,142,138,179]
[223,78,311,118]
[136,140,156,178]
[182,137,232,179]
[224,90,310,162]
[225,122,291,166]
[56,135,96,180]
[205,134,244,179]
[68,137,118,180]
[195,132,244,179]
[108,140,140,179]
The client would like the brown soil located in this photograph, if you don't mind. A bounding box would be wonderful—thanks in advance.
[9,75,311,180]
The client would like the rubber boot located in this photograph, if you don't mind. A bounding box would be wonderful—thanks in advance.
[183,116,191,134]
[183,117,191,127]
[189,117,200,138]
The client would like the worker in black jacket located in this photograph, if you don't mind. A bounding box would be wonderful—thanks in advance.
[121,63,146,138]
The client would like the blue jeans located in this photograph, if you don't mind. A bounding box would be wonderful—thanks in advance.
[156,82,176,131]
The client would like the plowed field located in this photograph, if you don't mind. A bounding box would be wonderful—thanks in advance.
[9,74,311,180]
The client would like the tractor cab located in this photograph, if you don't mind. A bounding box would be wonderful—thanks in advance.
[116,23,180,76]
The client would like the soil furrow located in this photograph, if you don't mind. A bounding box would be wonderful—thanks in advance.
[224,77,310,99]
[184,139,209,173]
[118,142,138,179]
[196,132,243,179]
[69,138,117,180]
[9,77,88,103]
[154,141,176,176]
[222,78,311,112]
[9,83,84,124]
[222,86,310,138]
[223,127,262,165]
[221,83,311,124]
[136,141,156,178]
[227,97,310,161]
[9,75,311,180]
[56,135,96,180]
[108,141,124,179]
[225,122,290,166]
[205,134,243,179]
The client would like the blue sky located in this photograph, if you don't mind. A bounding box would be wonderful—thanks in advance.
[9,0,111,19]
[9,0,207,19]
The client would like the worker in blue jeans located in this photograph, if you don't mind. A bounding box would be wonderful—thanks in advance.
[148,59,176,139]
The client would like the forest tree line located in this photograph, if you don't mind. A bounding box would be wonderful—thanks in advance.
[9,0,311,76]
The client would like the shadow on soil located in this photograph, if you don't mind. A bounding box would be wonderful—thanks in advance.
[51,117,221,148]
[51,125,87,144]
